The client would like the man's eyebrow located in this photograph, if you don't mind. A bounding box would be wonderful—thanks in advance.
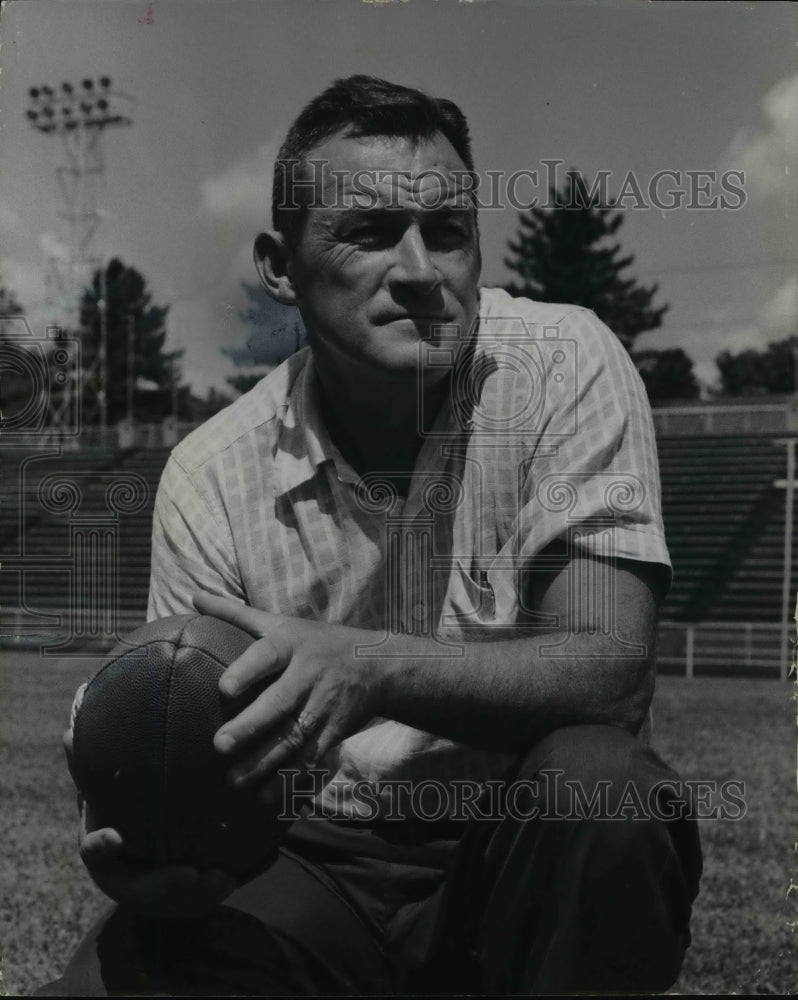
[332,207,400,222]
[332,203,473,221]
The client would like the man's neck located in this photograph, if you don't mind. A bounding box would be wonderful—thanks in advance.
[316,371,450,480]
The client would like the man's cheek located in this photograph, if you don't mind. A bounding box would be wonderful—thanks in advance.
[312,242,360,271]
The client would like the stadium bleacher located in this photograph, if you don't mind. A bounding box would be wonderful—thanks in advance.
[2,426,797,675]
[657,436,798,622]
[0,445,165,646]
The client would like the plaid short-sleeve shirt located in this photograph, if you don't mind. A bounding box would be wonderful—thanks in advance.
[148,287,670,818]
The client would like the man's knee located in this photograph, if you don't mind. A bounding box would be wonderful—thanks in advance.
[509,723,673,820]
[498,724,701,901]
[478,726,701,993]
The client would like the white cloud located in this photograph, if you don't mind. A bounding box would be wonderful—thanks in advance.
[39,231,70,263]
[0,200,22,234]
[167,296,242,396]
[760,274,797,340]
[0,256,47,310]
[653,279,796,393]
[638,316,770,395]
[723,72,798,202]
[198,141,277,223]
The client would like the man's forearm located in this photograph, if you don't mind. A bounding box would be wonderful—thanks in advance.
[374,630,654,753]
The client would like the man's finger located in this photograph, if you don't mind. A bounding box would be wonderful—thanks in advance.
[192,593,283,637]
[80,827,206,901]
[255,709,340,807]
[222,697,322,785]
[215,671,304,756]
[218,633,292,698]
[80,824,124,865]
[63,729,80,788]
[227,690,333,794]
[223,711,310,784]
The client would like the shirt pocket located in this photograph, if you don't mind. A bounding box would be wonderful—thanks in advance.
[444,559,497,629]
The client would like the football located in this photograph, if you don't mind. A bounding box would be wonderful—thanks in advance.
[70,613,290,877]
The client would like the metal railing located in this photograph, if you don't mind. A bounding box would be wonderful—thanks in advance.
[651,403,798,437]
[7,421,204,451]
[11,404,798,449]
[657,620,793,679]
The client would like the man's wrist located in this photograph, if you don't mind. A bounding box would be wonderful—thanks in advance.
[361,631,438,722]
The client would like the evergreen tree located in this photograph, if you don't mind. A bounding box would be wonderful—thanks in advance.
[504,170,668,351]
[78,258,184,423]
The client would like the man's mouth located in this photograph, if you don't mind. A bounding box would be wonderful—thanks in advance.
[380,314,453,325]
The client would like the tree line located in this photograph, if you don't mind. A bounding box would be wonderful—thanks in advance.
[224,169,792,403]
[0,169,793,431]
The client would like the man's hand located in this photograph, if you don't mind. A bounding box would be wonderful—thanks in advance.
[64,729,237,919]
[194,553,661,777]
[193,593,385,805]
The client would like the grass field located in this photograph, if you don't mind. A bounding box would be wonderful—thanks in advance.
[0,652,795,996]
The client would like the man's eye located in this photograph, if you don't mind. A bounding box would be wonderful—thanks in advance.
[426,219,471,246]
[345,225,395,248]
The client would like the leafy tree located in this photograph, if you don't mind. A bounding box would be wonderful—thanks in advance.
[715,336,798,396]
[0,282,22,333]
[0,280,28,424]
[504,169,668,351]
[222,282,306,395]
[77,258,184,423]
[633,348,700,401]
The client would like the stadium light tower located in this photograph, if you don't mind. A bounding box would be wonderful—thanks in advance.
[25,76,133,434]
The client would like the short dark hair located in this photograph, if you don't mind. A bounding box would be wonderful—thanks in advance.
[272,75,475,246]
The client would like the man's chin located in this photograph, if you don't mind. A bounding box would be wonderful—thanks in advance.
[356,345,452,386]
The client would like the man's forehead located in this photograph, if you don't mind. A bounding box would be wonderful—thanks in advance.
[302,133,474,210]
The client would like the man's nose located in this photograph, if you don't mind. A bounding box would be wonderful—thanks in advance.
[391,225,440,291]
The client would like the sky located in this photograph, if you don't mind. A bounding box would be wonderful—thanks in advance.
[0,0,796,396]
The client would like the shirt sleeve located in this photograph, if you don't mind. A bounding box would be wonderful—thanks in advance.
[147,454,247,620]
[492,306,671,605]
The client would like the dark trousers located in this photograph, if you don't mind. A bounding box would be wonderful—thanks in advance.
[37,725,702,996]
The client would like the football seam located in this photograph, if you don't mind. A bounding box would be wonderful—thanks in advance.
[171,644,241,669]
[163,615,195,860]
[75,615,254,865]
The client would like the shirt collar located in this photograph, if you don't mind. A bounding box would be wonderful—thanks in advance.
[274,304,484,497]
[275,350,361,496]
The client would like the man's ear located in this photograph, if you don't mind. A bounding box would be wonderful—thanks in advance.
[253,231,297,305]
